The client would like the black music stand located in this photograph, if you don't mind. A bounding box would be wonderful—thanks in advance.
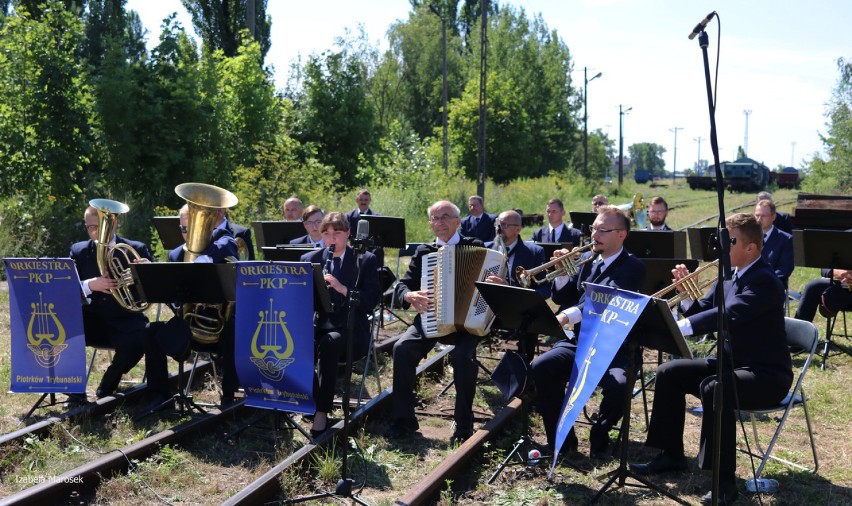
[641,259,699,298]
[362,215,408,327]
[251,220,306,249]
[473,282,567,482]
[624,230,687,259]
[570,211,598,237]
[152,216,183,250]
[792,229,852,366]
[130,263,236,417]
[687,226,719,261]
[261,245,318,262]
[360,215,406,249]
[534,242,578,261]
[591,297,692,504]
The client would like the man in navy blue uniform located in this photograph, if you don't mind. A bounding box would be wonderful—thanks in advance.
[529,199,582,247]
[460,195,497,243]
[755,199,794,287]
[645,196,673,231]
[530,206,646,458]
[70,205,155,403]
[300,212,380,437]
[631,213,793,505]
[387,200,484,444]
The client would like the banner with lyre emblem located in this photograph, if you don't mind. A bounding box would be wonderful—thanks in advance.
[550,283,650,475]
[5,258,87,394]
[235,261,315,414]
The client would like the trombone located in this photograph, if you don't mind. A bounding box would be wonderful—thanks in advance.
[515,244,596,288]
[652,259,719,307]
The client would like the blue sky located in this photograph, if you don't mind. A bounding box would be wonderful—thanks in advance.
[126,1,850,172]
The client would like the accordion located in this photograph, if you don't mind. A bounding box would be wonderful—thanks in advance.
[420,245,507,338]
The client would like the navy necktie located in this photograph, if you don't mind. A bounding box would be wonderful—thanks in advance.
[332,257,341,278]
[590,259,603,281]
[549,228,556,242]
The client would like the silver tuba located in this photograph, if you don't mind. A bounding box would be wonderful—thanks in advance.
[614,193,648,229]
[175,183,239,344]
[89,198,149,312]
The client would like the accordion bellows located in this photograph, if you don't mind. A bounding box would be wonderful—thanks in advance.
[420,245,507,338]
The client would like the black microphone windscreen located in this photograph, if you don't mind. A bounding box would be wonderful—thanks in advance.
[357,219,369,239]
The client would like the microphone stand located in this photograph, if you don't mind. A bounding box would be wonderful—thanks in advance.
[697,28,732,506]
[285,238,370,505]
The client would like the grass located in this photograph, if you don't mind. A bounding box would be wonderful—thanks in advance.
[0,182,850,504]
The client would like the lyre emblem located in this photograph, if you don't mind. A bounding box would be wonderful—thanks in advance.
[26,292,68,368]
[249,299,296,381]
[557,347,597,432]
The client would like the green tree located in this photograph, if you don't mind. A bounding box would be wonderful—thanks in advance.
[803,57,852,193]
[181,0,271,59]
[0,2,95,254]
[628,142,667,176]
[586,129,615,181]
[289,30,381,189]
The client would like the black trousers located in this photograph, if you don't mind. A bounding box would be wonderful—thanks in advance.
[391,325,479,433]
[530,340,636,449]
[645,358,791,480]
[313,328,346,413]
[82,310,149,394]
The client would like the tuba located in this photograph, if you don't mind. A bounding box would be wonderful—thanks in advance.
[90,198,149,312]
[614,193,648,229]
[175,183,239,344]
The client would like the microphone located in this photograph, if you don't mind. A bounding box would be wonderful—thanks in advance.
[352,219,372,253]
[687,11,716,40]
[323,244,336,276]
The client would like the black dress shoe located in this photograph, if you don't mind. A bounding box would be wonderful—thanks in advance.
[700,481,739,505]
[387,419,419,439]
[450,430,472,446]
[630,452,688,475]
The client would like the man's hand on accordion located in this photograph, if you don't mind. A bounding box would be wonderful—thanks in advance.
[485,273,507,286]
[404,290,431,313]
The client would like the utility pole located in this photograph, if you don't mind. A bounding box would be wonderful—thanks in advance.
[476,0,488,198]
[791,141,796,167]
[670,127,682,181]
[429,3,449,174]
[583,67,602,178]
[694,136,704,170]
[743,109,752,156]
[247,0,256,37]
[618,104,632,188]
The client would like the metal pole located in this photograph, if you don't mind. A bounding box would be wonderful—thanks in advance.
[670,127,682,181]
[476,0,488,198]
[583,67,602,179]
[743,109,752,156]
[430,3,449,175]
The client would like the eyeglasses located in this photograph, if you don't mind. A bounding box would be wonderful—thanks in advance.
[500,223,520,228]
[84,224,99,232]
[592,201,607,206]
[179,225,188,234]
[305,220,323,227]
[429,214,459,223]
[590,226,623,234]
[648,210,667,214]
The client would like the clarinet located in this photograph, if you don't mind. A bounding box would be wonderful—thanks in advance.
[323,244,336,276]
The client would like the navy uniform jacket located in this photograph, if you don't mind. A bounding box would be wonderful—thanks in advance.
[225,220,255,260]
[289,234,322,247]
[345,208,377,237]
[394,236,484,335]
[683,256,792,378]
[774,211,793,234]
[761,227,794,287]
[301,246,381,357]
[530,224,582,247]
[70,236,153,325]
[460,213,497,243]
[168,227,238,262]
[485,240,549,298]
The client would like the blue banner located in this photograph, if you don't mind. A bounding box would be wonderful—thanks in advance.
[234,261,315,414]
[5,258,87,394]
[550,283,650,474]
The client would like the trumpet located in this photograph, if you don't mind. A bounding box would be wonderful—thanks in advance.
[652,259,719,308]
[90,198,148,312]
[515,243,596,288]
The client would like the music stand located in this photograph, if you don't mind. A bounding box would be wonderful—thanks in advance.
[534,242,577,261]
[591,297,691,504]
[640,259,699,298]
[792,229,852,269]
[251,220,306,249]
[130,263,236,416]
[261,245,317,262]
[792,229,852,367]
[473,282,566,482]
[569,211,597,237]
[624,230,687,259]
[152,216,183,250]
[360,215,406,250]
[687,226,720,261]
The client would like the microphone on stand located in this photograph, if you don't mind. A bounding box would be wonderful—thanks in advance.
[352,219,372,254]
[323,244,336,276]
[687,11,716,40]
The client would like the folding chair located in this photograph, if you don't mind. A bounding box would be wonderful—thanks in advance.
[355,309,384,408]
[386,243,425,326]
[821,308,850,370]
[738,317,819,478]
